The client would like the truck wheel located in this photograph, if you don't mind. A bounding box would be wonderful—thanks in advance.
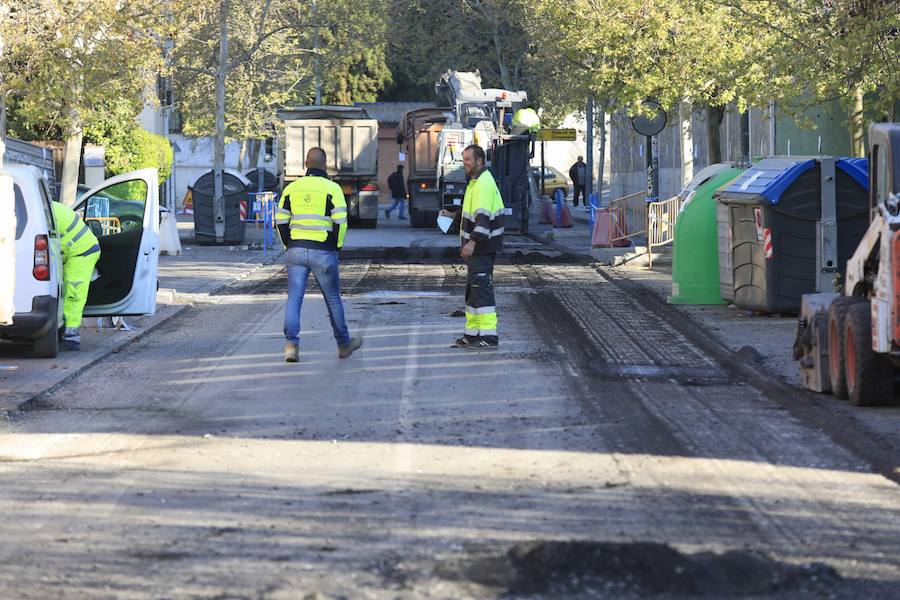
[358,218,377,229]
[844,302,895,406]
[827,297,864,398]
[31,316,59,359]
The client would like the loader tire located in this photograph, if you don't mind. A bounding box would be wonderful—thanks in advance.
[844,302,895,406]
[827,296,864,399]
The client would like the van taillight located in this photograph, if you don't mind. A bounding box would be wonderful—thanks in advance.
[359,183,378,192]
[33,234,50,281]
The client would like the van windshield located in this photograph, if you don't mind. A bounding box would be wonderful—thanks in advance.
[13,184,26,240]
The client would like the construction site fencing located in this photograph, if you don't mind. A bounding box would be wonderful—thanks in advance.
[647,195,684,268]
[608,190,647,246]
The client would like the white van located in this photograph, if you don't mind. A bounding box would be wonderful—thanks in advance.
[0,165,160,358]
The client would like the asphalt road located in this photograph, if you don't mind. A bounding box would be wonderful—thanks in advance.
[0,252,898,599]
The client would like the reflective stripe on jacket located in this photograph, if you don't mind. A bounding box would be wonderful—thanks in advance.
[276,172,347,250]
[461,169,504,254]
[52,201,100,260]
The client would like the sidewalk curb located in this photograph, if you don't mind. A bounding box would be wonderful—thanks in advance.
[13,251,285,415]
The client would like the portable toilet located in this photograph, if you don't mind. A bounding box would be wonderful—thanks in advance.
[715,157,869,313]
[191,168,250,245]
[669,164,746,304]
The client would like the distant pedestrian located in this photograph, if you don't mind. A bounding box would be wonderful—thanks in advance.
[275,147,362,363]
[385,165,407,219]
[440,145,504,349]
[569,156,587,206]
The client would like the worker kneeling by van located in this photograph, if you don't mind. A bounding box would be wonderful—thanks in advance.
[52,201,101,351]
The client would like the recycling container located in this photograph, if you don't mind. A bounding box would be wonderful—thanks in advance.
[245,168,278,194]
[669,164,746,304]
[192,169,249,245]
[714,156,869,313]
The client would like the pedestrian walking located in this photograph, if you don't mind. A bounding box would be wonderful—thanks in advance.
[52,201,101,351]
[385,165,407,219]
[440,145,504,349]
[569,156,587,207]
[275,147,363,363]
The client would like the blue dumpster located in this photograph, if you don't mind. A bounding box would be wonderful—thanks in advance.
[714,157,869,313]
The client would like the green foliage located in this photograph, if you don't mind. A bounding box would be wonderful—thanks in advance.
[0,0,175,137]
[85,118,173,184]
[385,0,534,96]
[169,0,392,141]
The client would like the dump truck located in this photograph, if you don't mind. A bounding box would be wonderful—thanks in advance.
[396,108,449,229]
[794,123,900,406]
[432,70,534,234]
[276,106,380,228]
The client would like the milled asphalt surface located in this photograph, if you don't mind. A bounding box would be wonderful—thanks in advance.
[0,215,898,598]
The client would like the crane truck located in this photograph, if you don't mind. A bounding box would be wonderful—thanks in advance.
[427,70,534,233]
[794,123,900,406]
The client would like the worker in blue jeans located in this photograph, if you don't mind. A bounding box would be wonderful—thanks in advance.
[283,247,355,358]
[276,147,362,362]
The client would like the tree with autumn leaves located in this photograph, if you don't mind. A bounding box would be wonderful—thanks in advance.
[523,0,898,156]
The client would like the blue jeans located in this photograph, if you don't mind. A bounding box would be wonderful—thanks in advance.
[386,196,406,218]
[284,247,351,347]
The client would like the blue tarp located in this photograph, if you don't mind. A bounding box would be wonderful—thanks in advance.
[721,157,869,205]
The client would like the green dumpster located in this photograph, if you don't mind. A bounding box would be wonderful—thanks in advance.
[669,165,746,305]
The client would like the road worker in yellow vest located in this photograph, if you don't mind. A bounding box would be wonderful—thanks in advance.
[511,105,541,135]
[440,144,505,349]
[52,201,101,351]
[275,147,362,363]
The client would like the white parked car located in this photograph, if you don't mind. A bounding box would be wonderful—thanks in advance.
[0,164,160,358]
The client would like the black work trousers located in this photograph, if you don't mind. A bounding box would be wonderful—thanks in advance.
[464,253,497,340]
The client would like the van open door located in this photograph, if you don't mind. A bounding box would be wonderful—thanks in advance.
[76,169,159,316]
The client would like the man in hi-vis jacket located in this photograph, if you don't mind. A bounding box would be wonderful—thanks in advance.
[440,144,505,349]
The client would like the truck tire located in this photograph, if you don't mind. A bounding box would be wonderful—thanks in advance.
[410,208,429,229]
[31,316,59,359]
[844,302,895,406]
[827,296,864,399]
[358,218,377,229]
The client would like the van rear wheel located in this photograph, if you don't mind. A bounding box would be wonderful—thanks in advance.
[31,316,59,359]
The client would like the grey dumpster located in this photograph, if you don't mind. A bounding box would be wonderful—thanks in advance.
[192,169,249,245]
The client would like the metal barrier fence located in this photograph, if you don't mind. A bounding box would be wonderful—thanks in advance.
[647,195,684,268]
[608,190,647,246]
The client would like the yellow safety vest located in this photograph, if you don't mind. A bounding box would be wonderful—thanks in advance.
[512,108,541,134]
[276,175,348,249]
[461,169,505,251]
[52,201,100,259]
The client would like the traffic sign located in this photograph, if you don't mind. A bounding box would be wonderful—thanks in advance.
[537,128,577,142]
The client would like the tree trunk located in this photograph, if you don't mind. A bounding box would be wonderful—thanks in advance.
[679,102,693,187]
[706,105,725,165]
[239,138,248,170]
[247,139,261,171]
[60,107,83,207]
[213,0,229,243]
[849,86,865,158]
[597,104,607,206]
[486,7,512,90]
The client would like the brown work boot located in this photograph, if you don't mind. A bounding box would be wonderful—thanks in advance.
[284,342,299,363]
[338,337,363,359]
